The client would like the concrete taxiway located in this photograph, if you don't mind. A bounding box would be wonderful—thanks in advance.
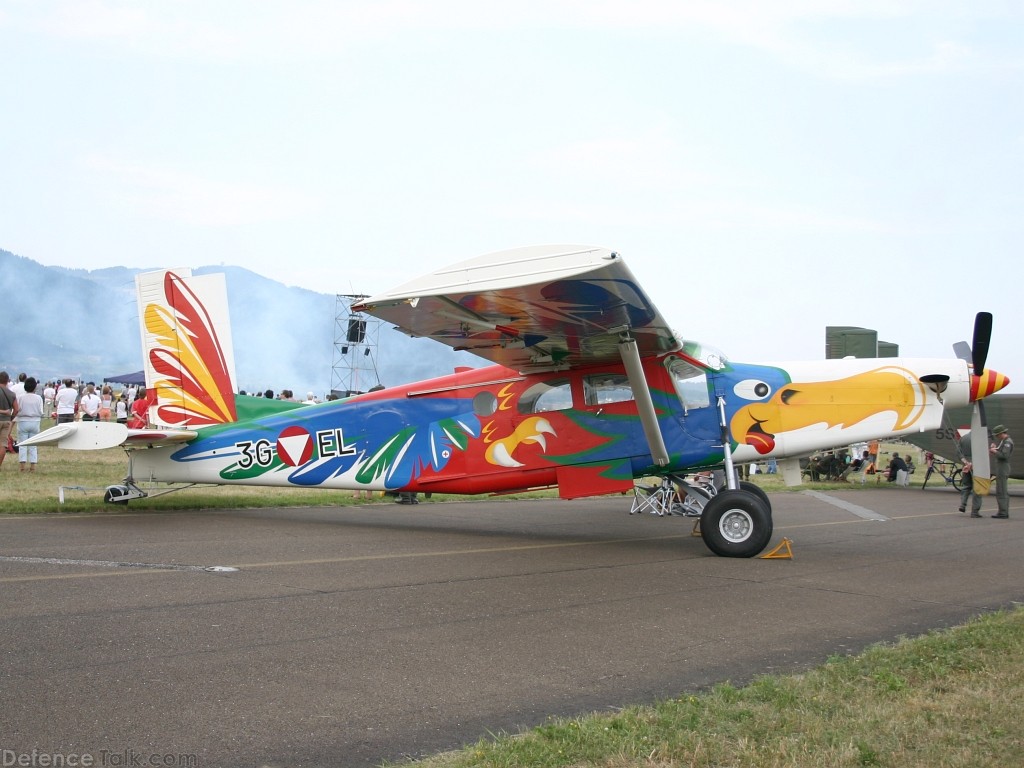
[1,486,1021,767]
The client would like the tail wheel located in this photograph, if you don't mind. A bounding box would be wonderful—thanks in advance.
[103,485,131,505]
[700,490,773,558]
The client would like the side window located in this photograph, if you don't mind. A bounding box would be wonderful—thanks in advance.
[518,378,573,414]
[583,373,633,406]
[667,357,710,410]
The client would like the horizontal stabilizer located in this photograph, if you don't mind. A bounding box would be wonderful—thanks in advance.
[18,422,197,450]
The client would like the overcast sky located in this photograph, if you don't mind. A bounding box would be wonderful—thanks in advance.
[3,1,1021,391]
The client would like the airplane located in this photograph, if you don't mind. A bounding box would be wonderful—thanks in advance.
[21,244,1011,557]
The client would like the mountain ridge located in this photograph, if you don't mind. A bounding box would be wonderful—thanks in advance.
[0,248,479,396]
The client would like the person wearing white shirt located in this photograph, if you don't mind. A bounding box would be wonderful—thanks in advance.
[115,396,128,424]
[79,384,102,421]
[43,382,56,417]
[15,377,44,471]
[55,380,79,424]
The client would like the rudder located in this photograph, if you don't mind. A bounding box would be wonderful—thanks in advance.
[135,269,239,428]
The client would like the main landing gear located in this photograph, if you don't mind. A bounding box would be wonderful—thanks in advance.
[629,475,774,558]
[699,393,774,557]
[699,489,773,558]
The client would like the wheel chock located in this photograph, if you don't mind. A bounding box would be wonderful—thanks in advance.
[760,537,793,560]
[691,519,701,537]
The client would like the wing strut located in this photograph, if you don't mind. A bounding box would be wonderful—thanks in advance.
[618,334,669,466]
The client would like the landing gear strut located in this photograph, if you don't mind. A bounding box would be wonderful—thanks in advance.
[697,395,773,557]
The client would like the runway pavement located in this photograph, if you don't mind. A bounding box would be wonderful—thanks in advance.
[2,485,1022,767]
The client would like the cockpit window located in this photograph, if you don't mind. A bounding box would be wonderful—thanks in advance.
[680,340,728,371]
[667,357,711,410]
[518,378,572,414]
[583,373,633,406]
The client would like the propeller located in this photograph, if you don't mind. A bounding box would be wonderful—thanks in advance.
[970,312,993,376]
[958,312,994,493]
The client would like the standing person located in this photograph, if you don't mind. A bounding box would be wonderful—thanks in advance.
[989,425,1014,519]
[15,377,43,472]
[958,434,983,517]
[0,371,18,470]
[868,439,880,467]
[99,385,114,421]
[115,394,129,424]
[128,386,150,429]
[54,379,79,423]
[79,384,102,421]
[43,381,56,418]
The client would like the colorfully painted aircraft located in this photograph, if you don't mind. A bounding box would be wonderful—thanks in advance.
[22,245,1011,557]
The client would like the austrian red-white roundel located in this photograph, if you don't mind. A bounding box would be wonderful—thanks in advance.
[276,426,314,466]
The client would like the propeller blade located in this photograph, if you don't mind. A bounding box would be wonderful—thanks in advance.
[952,341,972,365]
[969,400,991,494]
[971,312,993,376]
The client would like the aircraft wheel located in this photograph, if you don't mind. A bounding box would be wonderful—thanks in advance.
[739,480,772,515]
[700,490,773,558]
[103,485,130,505]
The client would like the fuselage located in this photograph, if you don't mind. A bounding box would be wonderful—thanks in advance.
[130,347,1002,500]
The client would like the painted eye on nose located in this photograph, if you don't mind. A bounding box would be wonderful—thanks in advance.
[734,380,771,401]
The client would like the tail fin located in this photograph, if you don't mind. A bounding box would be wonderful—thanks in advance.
[135,269,239,428]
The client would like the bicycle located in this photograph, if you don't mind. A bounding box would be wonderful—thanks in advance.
[920,459,963,491]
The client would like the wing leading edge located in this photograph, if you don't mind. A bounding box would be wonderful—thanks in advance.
[353,245,680,371]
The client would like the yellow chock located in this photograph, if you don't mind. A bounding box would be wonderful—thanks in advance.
[761,537,794,560]
[691,519,701,537]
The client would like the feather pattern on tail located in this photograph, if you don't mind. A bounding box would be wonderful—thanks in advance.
[144,272,237,426]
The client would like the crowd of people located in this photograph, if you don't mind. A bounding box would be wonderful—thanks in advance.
[0,373,156,473]
[1,371,332,474]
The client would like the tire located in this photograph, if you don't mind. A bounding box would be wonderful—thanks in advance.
[738,480,772,516]
[950,468,963,492]
[700,490,773,558]
[103,485,131,505]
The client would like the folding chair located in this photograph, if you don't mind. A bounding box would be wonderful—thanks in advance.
[629,477,678,516]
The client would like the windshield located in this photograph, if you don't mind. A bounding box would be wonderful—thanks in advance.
[679,339,728,371]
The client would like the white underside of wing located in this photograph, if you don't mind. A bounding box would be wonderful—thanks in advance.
[18,422,198,450]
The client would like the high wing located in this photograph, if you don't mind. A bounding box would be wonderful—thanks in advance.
[353,245,680,371]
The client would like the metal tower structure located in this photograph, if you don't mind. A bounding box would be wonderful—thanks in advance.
[332,294,382,397]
